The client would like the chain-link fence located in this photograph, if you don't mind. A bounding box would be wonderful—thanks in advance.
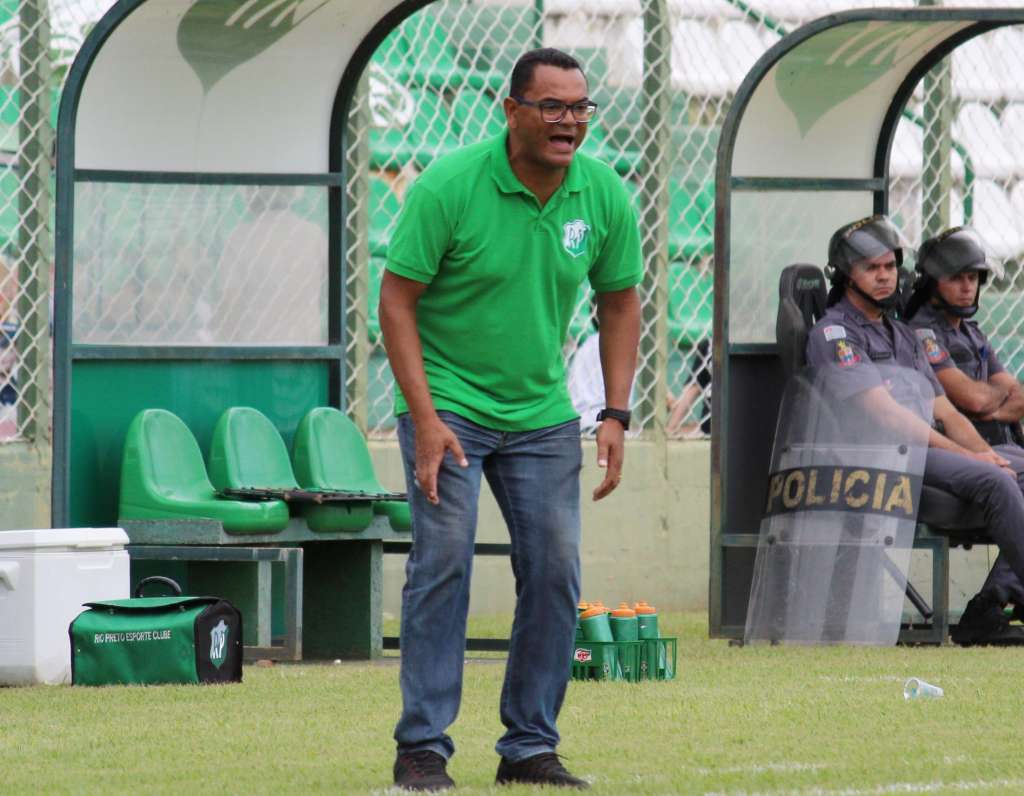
[0,0,107,443]
[342,0,1024,438]
[4,0,1024,446]
[73,183,329,345]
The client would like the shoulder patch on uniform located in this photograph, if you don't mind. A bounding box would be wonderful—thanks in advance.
[914,327,937,341]
[823,324,847,341]
[835,339,861,368]
[920,335,949,364]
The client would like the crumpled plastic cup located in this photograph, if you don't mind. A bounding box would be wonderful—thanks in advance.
[903,677,944,700]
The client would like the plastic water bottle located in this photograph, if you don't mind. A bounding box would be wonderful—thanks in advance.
[635,601,667,678]
[903,677,943,700]
[579,606,614,642]
[635,601,659,639]
[575,601,590,641]
[578,605,618,679]
[609,603,639,641]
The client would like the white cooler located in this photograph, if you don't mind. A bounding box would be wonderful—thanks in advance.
[0,528,130,685]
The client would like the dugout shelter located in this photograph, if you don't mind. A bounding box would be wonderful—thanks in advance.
[712,7,1024,642]
[51,0,443,658]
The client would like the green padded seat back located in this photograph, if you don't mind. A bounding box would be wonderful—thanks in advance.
[293,407,384,493]
[123,409,215,502]
[208,407,299,491]
[118,409,289,533]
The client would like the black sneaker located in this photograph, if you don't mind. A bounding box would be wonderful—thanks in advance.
[496,752,589,789]
[952,594,1024,646]
[393,750,454,792]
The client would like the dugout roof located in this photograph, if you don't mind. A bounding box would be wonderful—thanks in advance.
[712,7,1024,639]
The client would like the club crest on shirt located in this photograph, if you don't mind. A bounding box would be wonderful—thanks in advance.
[562,219,590,258]
[835,339,860,368]
[920,335,949,364]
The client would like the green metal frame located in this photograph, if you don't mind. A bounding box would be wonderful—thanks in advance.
[711,8,1024,641]
[52,0,437,526]
[73,170,347,185]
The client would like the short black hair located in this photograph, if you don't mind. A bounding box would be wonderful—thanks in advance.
[509,48,586,97]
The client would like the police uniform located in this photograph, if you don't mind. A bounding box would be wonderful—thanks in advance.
[908,301,1024,604]
[909,302,1023,447]
[807,295,1024,602]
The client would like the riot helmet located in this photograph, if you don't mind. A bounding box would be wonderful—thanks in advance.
[905,227,994,320]
[825,214,907,310]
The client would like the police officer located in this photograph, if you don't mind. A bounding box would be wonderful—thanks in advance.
[904,226,1024,642]
[806,214,1024,645]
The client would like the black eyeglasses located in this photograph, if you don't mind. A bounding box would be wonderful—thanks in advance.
[510,96,598,124]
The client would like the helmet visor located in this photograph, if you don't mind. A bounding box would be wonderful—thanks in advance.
[920,227,1002,282]
[830,215,908,274]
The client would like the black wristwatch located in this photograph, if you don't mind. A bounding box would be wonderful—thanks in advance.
[596,407,631,431]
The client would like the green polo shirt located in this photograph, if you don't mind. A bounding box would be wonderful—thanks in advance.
[386,132,643,431]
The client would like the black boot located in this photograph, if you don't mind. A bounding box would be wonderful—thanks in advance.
[952,594,1024,646]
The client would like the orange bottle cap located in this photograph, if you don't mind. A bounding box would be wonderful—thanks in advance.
[577,601,590,610]
[611,606,636,618]
[635,603,657,615]
[580,606,607,620]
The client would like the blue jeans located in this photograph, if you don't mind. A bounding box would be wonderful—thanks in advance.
[393,411,583,762]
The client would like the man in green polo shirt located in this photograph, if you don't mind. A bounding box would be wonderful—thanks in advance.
[382,48,642,791]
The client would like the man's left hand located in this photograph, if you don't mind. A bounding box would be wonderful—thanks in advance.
[592,419,625,500]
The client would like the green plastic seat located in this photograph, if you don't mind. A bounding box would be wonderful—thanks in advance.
[293,407,411,533]
[208,407,300,491]
[118,409,288,534]
[209,406,373,533]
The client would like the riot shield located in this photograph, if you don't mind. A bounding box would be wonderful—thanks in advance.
[744,363,934,645]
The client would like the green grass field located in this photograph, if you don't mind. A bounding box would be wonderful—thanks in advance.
[2,612,1023,795]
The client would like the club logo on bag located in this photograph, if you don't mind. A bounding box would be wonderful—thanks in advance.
[562,219,590,258]
[210,619,229,669]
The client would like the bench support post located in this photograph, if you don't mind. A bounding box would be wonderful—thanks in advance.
[301,539,383,659]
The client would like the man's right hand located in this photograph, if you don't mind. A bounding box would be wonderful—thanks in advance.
[967,449,1012,471]
[414,415,469,505]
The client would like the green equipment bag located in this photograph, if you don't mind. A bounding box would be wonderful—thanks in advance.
[70,576,243,686]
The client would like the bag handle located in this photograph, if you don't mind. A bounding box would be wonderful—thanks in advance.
[134,576,183,598]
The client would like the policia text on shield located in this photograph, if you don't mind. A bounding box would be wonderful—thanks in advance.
[803,216,1024,646]
[764,465,918,519]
